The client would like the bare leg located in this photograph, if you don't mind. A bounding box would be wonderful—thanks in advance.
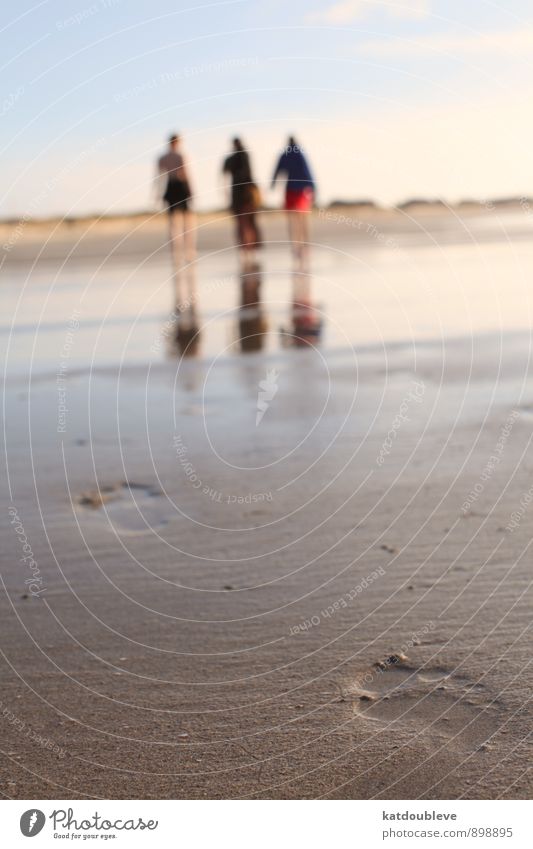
[237,213,254,272]
[168,212,184,310]
[170,211,197,311]
[287,212,301,267]
[183,210,196,264]
[299,211,310,274]
[184,259,197,311]
[249,212,261,269]
[182,211,197,309]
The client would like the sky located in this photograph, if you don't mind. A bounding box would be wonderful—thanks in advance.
[3,0,533,217]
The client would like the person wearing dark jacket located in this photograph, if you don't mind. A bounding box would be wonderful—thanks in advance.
[223,138,262,268]
[271,136,315,270]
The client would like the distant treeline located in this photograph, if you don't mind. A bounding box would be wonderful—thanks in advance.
[1,197,532,228]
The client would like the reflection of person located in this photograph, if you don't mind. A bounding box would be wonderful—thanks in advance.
[238,265,267,352]
[291,298,322,348]
[176,309,201,358]
[271,136,315,271]
[157,133,196,309]
[166,305,201,359]
[280,272,322,348]
[223,138,262,269]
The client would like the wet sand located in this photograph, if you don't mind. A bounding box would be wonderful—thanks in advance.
[1,208,532,799]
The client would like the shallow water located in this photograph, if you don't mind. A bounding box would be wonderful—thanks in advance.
[3,212,533,380]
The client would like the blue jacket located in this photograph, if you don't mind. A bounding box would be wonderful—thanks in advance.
[272,147,315,192]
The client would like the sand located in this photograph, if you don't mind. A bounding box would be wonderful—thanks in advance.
[1,206,532,799]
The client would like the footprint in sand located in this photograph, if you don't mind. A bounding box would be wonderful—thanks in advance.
[353,662,498,752]
[76,481,173,535]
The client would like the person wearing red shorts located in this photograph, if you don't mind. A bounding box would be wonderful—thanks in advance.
[271,136,315,271]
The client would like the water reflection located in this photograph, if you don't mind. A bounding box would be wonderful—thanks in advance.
[283,272,323,348]
[237,264,267,353]
[162,265,322,359]
[166,254,201,358]
[166,304,201,358]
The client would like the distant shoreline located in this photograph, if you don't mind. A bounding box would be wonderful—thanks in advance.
[2,197,532,264]
[1,195,531,235]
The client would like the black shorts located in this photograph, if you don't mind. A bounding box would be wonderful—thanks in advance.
[164,179,191,212]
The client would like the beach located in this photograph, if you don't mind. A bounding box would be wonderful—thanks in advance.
[1,205,533,799]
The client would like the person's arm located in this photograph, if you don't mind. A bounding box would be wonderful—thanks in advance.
[271,153,286,189]
[221,157,233,208]
[154,158,165,208]
[304,155,315,192]
[181,155,193,199]
[307,164,316,193]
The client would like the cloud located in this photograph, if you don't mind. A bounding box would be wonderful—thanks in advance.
[308,0,430,25]
[360,26,533,58]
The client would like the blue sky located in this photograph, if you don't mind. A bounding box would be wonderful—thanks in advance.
[3,0,533,216]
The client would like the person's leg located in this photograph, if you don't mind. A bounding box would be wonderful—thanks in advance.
[239,212,260,271]
[242,213,253,248]
[250,212,261,248]
[181,210,197,308]
[168,210,184,310]
[183,209,196,264]
[184,252,197,311]
[299,211,310,273]
[235,213,248,270]
[249,212,261,268]
[287,211,300,266]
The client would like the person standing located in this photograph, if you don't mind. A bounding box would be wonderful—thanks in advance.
[271,136,315,271]
[223,138,262,269]
[157,133,196,309]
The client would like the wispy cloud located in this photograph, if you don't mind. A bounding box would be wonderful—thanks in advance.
[360,26,533,57]
[308,0,430,25]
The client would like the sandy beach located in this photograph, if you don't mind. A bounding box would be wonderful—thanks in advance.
[1,205,533,799]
